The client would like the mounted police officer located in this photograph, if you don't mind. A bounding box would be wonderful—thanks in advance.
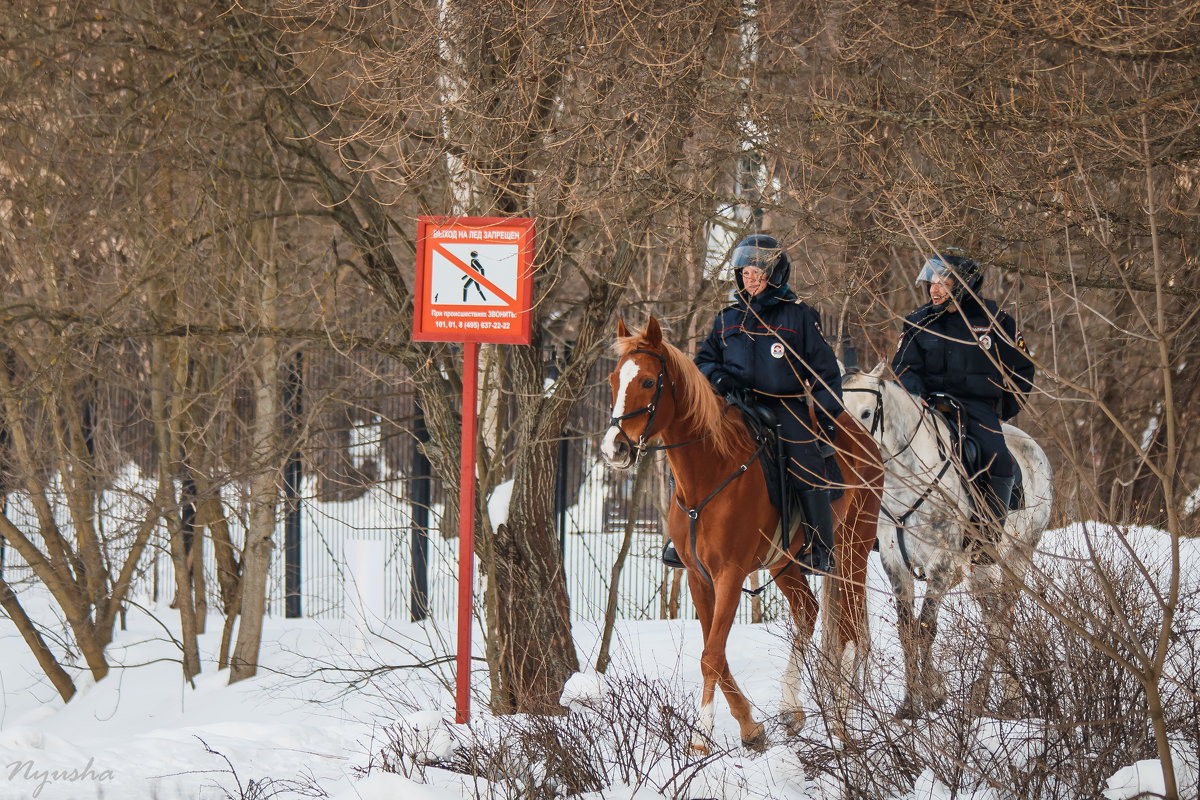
[891,249,1035,538]
[661,233,843,574]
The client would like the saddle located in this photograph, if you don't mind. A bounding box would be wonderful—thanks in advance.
[727,392,844,515]
[926,393,1024,513]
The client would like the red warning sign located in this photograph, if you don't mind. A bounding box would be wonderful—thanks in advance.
[413,216,535,344]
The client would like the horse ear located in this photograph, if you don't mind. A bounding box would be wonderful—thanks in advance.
[617,318,630,338]
[869,361,886,378]
[645,316,662,346]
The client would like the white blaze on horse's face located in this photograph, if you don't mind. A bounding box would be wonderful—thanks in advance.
[601,359,642,468]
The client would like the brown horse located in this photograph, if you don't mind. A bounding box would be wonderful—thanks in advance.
[599,317,883,751]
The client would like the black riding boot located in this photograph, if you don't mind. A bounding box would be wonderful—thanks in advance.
[982,474,1015,534]
[966,474,1015,563]
[662,541,685,569]
[797,488,835,574]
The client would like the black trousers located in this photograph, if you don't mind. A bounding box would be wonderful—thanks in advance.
[770,397,826,488]
[959,397,1013,478]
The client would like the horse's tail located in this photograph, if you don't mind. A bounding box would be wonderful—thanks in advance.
[819,408,885,671]
[819,564,845,660]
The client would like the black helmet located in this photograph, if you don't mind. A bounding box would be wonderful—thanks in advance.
[730,234,790,293]
[915,248,983,300]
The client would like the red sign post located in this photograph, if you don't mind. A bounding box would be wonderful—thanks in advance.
[413,216,535,723]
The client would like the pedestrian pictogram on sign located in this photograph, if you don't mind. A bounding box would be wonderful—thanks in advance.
[414,217,535,344]
[463,251,487,302]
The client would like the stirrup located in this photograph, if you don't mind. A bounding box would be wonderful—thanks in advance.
[662,542,685,569]
[798,544,835,575]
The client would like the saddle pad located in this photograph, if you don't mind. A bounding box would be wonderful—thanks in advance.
[735,401,844,516]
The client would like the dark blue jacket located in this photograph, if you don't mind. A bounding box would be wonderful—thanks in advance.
[694,258,842,423]
[892,295,1034,421]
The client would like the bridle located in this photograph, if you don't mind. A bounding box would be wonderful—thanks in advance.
[609,345,784,588]
[842,380,922,461]
[606,348,675,461]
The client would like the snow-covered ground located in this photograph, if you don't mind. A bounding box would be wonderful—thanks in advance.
[1,524,1198,799]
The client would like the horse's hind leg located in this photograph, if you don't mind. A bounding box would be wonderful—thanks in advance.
[824,515,874,730]
[776,569,819,736]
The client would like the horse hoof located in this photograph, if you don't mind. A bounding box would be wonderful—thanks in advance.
[741,724,766,751]
[781,709,806,736]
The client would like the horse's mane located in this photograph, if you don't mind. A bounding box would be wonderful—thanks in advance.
[614,331,754,461]
[845,367,953,446]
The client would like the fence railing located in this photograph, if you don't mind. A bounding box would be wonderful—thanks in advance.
[0,347,780,625]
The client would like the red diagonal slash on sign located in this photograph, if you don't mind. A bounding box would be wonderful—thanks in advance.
[432,242,517,306]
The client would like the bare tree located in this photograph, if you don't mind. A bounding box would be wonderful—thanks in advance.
[250,0,760,712]
[3,10,1198,794]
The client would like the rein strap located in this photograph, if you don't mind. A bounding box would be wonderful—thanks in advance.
[674,443,764,589]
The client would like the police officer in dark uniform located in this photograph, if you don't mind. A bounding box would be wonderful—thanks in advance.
[661,234,842,573]
[891,250,1035,535]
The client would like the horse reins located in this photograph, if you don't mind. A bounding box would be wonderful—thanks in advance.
[843,383,954,574]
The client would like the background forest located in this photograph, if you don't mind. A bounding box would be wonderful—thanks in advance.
[1,3,1199,793]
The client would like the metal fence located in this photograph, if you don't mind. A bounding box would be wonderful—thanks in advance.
[0,346,781,624]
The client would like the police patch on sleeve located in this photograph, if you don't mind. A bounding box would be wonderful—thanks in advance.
[1016,332,1028,353]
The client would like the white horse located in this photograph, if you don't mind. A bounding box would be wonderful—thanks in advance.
[841,364,1053,718]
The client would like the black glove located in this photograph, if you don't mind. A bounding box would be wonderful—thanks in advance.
[816,415,838,459]
[712,373,737,395]
[816,409,838,442]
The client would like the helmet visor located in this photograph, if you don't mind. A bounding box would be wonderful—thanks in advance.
[731,244,781,273]
[915,256,954,285]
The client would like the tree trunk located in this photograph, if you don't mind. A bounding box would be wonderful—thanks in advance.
[149,282,202,681]
[155,353,201,680]
[197,491,243,670]
[230,206,283,683]
[595,457,649,674]
[490,437,579,714]
[0,575,75,702]
[229,342,281,682]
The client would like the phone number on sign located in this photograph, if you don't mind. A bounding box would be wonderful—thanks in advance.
[432,319,512,330]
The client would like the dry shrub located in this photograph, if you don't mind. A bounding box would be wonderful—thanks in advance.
[364,674,734,799]
[789,532,1200,799]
